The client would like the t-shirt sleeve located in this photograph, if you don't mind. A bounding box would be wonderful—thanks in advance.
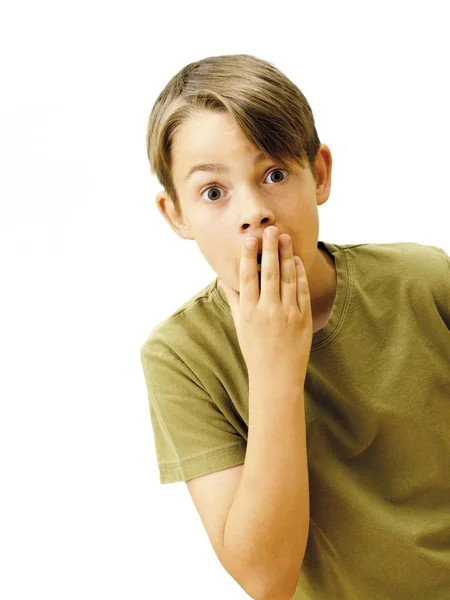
[441,248,449,271]
[430,245,450,329]
[140,341,247,484]
[435,245,450,269]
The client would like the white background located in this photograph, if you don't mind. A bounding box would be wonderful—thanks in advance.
[1,1,448,598]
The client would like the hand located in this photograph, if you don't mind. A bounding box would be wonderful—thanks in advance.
[218,226,313,387]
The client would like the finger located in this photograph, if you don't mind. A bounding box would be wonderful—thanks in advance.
[239,236,259,310]
[294,255,312,316]
[279,234,298,312]
[260,226,280,303]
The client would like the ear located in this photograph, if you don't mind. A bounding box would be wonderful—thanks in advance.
[155,190,194,240]
[315,145,332,206]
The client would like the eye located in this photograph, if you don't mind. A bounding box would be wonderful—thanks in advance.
[200,167,289,203]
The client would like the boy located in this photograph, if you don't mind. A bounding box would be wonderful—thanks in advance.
[140,54,450,599]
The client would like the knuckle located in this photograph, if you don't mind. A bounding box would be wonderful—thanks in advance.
[282,271,296,284]
[263,305,282,320]
[261,268,278,280]
[241,271,258,284]
[241,307,254,322]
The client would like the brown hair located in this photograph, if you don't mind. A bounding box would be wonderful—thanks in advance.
[146,54,321,216]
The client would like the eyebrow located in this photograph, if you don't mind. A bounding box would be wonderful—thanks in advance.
[183,150,272,183]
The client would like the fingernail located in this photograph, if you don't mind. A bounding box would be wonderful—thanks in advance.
[280,235,290,248]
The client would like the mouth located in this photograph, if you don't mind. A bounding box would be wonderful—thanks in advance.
[254,249,285,273]
[257,253,262,272]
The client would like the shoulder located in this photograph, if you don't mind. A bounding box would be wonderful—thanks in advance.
[357,241,450,314]
[333,240,448,276]
[140,278,221,359]
[328,241,449,310]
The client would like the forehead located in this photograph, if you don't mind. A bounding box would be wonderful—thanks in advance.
[171,112,266,182]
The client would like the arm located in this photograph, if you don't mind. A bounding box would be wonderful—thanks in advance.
[222,378,310,600]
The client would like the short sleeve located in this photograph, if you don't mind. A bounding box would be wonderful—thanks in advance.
[140,342,247,484]
[437,246,450,273]
[430,245,450,329]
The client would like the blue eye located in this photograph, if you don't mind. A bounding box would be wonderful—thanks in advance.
[200,167,289,203]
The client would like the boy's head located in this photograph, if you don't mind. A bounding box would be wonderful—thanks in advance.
[146,54,333,296]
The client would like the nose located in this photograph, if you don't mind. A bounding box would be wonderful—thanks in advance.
[239,192,275,228]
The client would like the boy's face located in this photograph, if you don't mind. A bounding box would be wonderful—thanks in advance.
[156,110,333,294]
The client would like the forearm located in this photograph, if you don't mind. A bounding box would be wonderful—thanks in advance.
[223,377,310,600]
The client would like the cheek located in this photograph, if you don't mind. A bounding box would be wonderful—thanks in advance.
[198,239,233,274]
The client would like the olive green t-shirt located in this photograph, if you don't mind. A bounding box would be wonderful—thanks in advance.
[140,240,450,599]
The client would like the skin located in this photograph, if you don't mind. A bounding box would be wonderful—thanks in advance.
[156,110,337,333]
